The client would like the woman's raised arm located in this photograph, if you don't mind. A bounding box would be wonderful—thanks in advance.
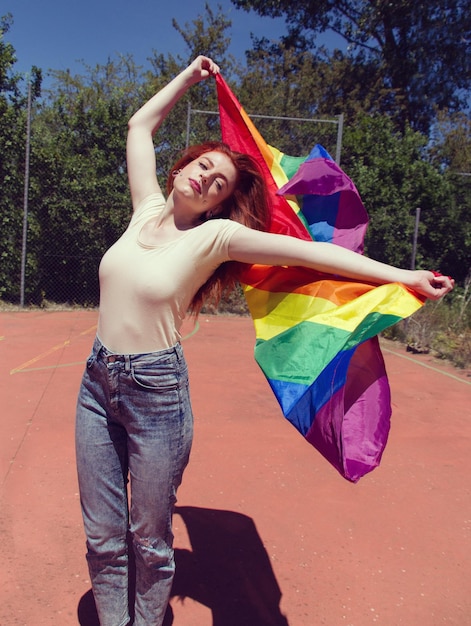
[126,56,220,210]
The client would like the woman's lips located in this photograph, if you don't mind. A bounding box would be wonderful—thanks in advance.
[189,178,201,194]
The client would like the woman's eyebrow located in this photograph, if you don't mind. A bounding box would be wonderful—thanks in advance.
[202,157,229,185]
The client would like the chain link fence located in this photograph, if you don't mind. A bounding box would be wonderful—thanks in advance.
[10,109,342,309]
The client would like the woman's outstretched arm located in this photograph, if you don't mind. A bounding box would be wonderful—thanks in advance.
[126,56,220,210]
[228,227,454,301]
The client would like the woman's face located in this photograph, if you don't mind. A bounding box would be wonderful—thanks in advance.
[173,151,238,218]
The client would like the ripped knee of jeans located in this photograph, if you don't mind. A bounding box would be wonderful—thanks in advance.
[132,531,175,573]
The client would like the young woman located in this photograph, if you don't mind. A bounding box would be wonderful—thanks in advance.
[75,56,454,626]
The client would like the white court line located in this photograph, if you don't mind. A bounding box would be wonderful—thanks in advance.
[381,344,471,386]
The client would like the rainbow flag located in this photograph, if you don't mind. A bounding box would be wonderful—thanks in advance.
[216,75,424,482]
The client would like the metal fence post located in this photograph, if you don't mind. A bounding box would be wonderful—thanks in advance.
[20,78,32,307]
[411,207,421,270]
[185,101,191,149]
[335,113,344,165]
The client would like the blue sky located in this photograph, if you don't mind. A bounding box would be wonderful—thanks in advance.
[6,0,291,80]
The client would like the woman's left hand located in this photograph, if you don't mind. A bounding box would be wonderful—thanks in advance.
[409,270,455,300]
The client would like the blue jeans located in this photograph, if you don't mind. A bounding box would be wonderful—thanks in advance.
[75,336,193,626]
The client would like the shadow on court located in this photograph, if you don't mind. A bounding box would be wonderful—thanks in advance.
[78,506,289,626]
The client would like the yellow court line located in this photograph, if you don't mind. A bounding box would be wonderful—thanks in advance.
[9,322,204,375]
[80,324,98,336]
[10,324,97,375]
[10,340,71,374]
[11,361,87,373]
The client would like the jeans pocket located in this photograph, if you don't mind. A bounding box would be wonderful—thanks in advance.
[131,365,180,392]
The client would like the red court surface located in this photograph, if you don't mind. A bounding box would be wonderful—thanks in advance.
[1,310,470,626]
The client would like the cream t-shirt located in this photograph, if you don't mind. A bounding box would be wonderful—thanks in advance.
[97,192,244,353]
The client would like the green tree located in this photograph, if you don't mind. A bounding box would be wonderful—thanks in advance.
[426,111,471,280]
[0,13,41,301]
[429,110,471,174]
[236,46,339,155]
[231,0,471,134]
[145,3,237,181]
[342,114,467,281]
[23,5,236,305]
[240,36,410,142]
[27,57,142,304]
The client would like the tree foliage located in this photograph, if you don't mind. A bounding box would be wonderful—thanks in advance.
[0,14,41,300]
[145,4,237,182]
[427,111,471,277]
[27,58,144,303]
[231,0,471,134]
[0,5,470,309]
[232,49,335,157]
[342,115,462,276]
